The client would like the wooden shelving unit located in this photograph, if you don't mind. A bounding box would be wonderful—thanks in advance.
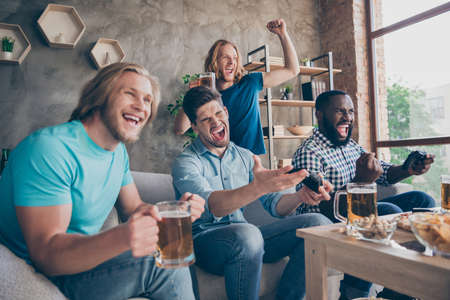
[0,23,31,64]
[244,62,341,78]
[37,4,86,48]
[246,47,339,169]
[264,135,309,140]
[259,99,315,107]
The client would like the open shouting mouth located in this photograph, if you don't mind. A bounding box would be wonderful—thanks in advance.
[211,124,226,142]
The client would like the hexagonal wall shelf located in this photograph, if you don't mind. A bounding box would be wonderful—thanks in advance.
[0,23,31,64]
[90,38,125,69]
[37,4,86,48]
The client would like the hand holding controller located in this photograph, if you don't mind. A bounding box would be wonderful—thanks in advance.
[288,168,323,193]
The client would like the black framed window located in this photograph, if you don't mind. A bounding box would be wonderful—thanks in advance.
[366,0,450,200]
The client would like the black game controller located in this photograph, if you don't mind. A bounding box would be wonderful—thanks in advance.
[402,150,427,171]
[288,168,323,193]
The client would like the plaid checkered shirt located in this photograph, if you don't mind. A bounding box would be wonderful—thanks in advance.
[292,128,392,214]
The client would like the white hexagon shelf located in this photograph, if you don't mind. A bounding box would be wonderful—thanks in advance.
[90,38,125,69]
[0,23,31,64]
[37,4,86,48]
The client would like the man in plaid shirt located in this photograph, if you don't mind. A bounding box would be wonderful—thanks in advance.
[292,90,435,300]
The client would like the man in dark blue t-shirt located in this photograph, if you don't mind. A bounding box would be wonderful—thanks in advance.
[175,19,300,155]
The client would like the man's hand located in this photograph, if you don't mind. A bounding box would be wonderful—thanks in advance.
[267,19,287,36]
[125,204,160,258]
[252,155,308,194]
[353,153,383,183]
[409,153,435,175]
[179,192,205,222]
[189,79,201,89]
[297,179,333,206]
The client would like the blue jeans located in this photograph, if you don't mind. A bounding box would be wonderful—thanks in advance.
[50,250,195,300]
[193,213,332,300]
[340,191,435,299]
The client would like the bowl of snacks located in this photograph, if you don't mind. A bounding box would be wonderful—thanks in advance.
[287,125,313,136]
[351,214,397,244]
[409,212,450,257]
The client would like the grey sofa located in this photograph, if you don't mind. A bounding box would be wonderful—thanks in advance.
[0,171,411,299]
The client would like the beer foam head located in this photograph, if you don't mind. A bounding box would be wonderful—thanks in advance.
[159,210,190,218]
[349,188,376,194]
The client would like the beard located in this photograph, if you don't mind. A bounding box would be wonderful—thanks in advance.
[322,118,353,147]
[100,102,141,144]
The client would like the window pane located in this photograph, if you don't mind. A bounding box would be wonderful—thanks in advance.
[372,0,449,31]
[378,145,450,205]
[374,12,450,141]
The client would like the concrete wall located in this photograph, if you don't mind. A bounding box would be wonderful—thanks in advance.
[0,0,321,172]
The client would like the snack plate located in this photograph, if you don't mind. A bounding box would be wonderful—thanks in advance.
[351,221,397,245]
[409,212,450,258]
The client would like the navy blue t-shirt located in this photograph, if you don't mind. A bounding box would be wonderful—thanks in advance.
[220,72,265,154]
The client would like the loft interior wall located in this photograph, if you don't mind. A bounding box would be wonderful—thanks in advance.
[0,0,321,172]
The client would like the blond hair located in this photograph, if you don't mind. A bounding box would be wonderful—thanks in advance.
[204,40,245,84]
[69,62,160,124]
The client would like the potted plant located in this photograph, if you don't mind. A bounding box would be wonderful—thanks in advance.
[1,36,15,59]
[167,73,200,147]
[282,84,294,100]
[300,57,311,67]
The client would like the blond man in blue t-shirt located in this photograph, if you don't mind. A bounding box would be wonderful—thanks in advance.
[0,62,204,300]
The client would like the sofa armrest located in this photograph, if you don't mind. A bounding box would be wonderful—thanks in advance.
[0,243,67,299]
[377,183,413,200]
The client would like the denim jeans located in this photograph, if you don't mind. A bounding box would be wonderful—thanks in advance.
[193,213,332,300]
[50,250,195,300]
[339,191,435,299]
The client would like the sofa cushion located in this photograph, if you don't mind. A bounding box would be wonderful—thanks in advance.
[377,183,412,200]
[131,171,176,204]
[0,243,67,300]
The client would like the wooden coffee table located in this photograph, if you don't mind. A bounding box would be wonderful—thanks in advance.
[296,223,450,300]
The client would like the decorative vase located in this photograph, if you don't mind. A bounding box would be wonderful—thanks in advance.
[287,92,294,100]
[1,51,13,59]
[105,51,111,65]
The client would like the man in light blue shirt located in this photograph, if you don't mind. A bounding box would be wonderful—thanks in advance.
[172,86,333,300]
[0,62,204,300]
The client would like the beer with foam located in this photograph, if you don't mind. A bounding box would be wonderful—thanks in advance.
[155,201,195,268]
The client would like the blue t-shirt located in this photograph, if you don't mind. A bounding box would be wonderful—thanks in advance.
[0,120,133,261]
[220,72,265,154]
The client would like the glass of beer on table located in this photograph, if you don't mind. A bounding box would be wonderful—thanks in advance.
[154,201,195,268]
[441,175,450,212]
[334,182,377,235]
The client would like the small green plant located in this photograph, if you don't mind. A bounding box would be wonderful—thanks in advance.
[300,57,310,64]
[2,36,15,52]
[167,73,200,147]
[284,84,293,94]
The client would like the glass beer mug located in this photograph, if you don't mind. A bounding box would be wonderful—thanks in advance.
[154,201,195,268]
[189,72,216,90]
[334,182,377,234]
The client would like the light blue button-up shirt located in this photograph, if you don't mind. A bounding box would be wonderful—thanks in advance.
[172,138,283,237]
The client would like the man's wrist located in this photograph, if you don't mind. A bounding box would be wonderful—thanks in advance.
[248,180,266,199]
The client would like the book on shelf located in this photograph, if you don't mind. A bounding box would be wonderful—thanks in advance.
[263,125,285,137]
[260,56,284,65]
[301,79,327,101]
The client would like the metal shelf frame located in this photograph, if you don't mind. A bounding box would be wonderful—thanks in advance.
[247,46,338,169]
